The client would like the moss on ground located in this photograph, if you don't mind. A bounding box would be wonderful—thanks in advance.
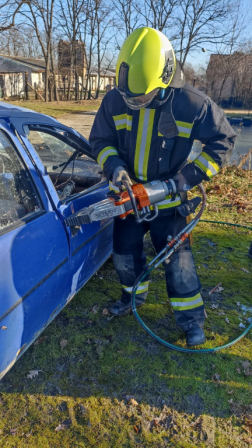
[0,167,252,447]
[1,99,102,117]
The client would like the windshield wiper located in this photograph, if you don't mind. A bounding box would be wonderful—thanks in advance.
[54,149,80,187]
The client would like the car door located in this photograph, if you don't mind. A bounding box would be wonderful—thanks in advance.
[0,124,71,380]
[11,117,113,293]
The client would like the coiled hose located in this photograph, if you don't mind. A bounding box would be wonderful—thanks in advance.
[131,185,252,353]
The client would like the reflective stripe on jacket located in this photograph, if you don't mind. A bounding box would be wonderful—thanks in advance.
[90,83,236,211]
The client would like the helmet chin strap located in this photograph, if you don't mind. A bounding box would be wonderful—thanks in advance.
[147,87,172,108]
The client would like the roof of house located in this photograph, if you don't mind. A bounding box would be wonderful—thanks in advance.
[0,54,46,72]
[90,66,116,77]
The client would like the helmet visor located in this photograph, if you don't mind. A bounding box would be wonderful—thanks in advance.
[116,87,160,110]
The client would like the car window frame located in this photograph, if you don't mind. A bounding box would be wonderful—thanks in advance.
[0,128,46,237]
[21,123,108,205]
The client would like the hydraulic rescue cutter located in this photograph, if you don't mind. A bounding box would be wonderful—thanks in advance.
[64,180,203,227]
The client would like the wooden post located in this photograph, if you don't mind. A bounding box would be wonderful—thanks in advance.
[25,72,28,100]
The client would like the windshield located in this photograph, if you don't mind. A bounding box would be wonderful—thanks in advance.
[23,124,103,200]
[24,125,81,165]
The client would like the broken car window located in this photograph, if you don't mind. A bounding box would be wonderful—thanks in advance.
[24,125,103,200]
[0,131,42,231]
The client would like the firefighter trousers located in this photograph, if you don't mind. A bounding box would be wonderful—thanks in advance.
[113,212,205,331]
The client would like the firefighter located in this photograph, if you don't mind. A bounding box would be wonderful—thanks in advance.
[90,27,236,347]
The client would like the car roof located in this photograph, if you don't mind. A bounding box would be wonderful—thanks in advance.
[0,102,59,125]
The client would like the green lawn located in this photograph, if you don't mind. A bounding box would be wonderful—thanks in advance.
[0,167,252,447]
[0,99,102,117]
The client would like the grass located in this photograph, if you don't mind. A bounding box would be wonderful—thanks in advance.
[0,167,252,447]
[1,99,251,120]
[0,99,102,117]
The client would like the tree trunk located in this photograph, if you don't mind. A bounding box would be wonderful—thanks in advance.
[45,59,50,102]
[24,72,28,100]
[67,75,71,101]
[75,71,79,100]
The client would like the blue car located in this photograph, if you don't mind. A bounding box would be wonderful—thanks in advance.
[0,103,113,380]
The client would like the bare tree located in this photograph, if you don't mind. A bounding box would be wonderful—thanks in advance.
[0,0,27,32]
[0,27,43,57]
[19,0,56,101]
[92,0,116,98]
[136,0,178,33]
[57,0,88,100]
[112,0,139,40]
[205,9,252,104]
[174,0,242,68]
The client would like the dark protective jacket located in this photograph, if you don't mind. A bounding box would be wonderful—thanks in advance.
[90,83,236,210]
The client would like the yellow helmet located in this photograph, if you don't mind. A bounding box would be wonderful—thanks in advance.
[116,27,180,109]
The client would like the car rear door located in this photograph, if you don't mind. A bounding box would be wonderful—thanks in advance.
[0,123,71,380]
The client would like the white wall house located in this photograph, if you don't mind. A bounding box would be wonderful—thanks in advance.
[0,54,115,99]
[0,55,45,98]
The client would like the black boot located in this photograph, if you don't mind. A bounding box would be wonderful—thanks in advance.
[185,327,206,347]
[109,293,145,317]
[248,242,252,259]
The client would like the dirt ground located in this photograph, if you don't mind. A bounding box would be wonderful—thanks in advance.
[58,111,96,139]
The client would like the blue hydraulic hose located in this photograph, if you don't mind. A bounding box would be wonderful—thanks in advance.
[131,219,252,353]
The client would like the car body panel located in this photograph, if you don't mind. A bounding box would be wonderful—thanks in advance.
[0,105,113,380]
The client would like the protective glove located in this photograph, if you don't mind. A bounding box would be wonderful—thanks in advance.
[162,173,192,196]
[172,172,192,193]
[112,166,132,190]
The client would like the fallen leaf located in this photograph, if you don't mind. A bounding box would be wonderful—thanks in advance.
[243,438,252,444]
[210,304,219,309]
[25,431,32,438]
[10,428,17,435]
[27,370,42,379]
[227,390,234,394]
[0,326,7,330]
[34,336,47,345]
[133,425,139,433]
[102,308,109,315]
[128,398,138,406]
[90,305,98,313]
[60,339,68,349]
[213,373,221,381]
[241,268,251,274]
[225,318,230,324]
[55,419,71,431]
[236,367,241,374]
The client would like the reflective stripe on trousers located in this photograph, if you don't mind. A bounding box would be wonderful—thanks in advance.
[113,213,205,331]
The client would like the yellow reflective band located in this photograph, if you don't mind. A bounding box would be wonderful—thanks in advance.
[150,195,181,210]
[176,121,193,129]
[158,122,193,139]
[176,120,193,139]
[194,151,220,178]
[122,281,149,294]
[113,113,132,131]
[97,146,118,170]
[171,293,203,311]
[134,109,155,181]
